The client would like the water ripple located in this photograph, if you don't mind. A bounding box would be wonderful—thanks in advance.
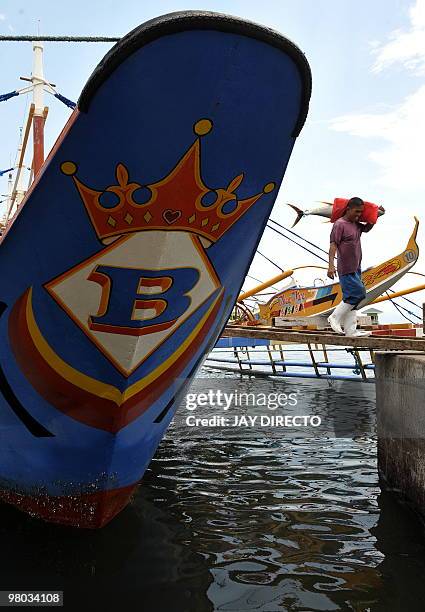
[140,375,425,611]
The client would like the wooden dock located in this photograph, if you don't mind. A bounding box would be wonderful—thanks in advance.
[223,324,425,352]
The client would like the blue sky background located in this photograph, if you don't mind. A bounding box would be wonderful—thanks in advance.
[1,0,424,323]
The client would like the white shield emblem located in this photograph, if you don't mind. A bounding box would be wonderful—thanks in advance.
[45,231,221,376]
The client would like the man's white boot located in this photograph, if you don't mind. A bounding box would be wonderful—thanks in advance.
[344,309,371,337]
[328,301,352,334]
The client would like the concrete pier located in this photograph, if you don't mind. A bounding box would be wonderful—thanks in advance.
[376,352,425,518]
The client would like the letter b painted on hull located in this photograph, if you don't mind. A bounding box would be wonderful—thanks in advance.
[88,265,200,336]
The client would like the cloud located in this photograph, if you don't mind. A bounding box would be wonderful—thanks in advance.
[329,0,425,192]
[330,85,425,190]
[0,14,5,21]
[372,0,425,74]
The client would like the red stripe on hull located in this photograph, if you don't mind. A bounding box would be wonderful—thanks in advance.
[8,289,223,432]
[0,482,138,528]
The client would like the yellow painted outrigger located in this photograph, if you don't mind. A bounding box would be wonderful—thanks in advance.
[256,217,420,321]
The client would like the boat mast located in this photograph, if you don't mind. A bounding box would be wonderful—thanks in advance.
[4,40,50,223]
[14,127,28,209]
[32,41,45,177]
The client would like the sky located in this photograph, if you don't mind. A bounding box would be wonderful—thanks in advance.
[0,0,424,323]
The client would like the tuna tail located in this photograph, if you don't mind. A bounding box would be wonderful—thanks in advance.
[287,203,305,228]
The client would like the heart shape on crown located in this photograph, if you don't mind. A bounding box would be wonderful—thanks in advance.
[163,209,182,225]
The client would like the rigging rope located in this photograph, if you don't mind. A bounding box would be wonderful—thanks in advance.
[266,222,328,264]
[1,86,76,109]
[269,217,329,255]
[385,292,421,323]
[0,36,120,42]
[53,92,76,109]
[246,274,265,284]
[245,274,280,292]
[0,91,19,103]
[256,249,283,272]
[387,287,422,310]
[244,296,261,302]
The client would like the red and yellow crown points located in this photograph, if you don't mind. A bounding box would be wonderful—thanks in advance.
[61,119,275,243]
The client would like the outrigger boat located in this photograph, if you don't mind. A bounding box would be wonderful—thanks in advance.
[0,12,311,526]
[237,218,420,324]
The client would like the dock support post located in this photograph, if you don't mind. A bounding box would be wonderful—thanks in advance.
[278,344,286,372]
[353,348,367,381]
[307,343,320,378]
[234,347,243,374]
[245,347,253,371]
[376,352,425,519]
[266,345,276,374]
[322,343,331,376]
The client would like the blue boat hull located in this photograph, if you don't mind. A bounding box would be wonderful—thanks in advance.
[0,12,311,527]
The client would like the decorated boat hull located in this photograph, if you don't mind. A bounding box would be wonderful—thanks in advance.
[0,12,311,526]
[260,218,419,320]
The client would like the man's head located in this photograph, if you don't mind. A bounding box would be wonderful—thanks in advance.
[344,197,364,222]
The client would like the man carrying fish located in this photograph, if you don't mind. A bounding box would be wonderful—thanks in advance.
[326,197,384,337]
[287,196,385,336]
[288,200,385,227]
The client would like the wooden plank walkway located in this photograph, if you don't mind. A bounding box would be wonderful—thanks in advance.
[223,325,425,352]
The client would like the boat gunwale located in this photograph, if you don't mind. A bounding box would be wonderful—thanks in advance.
[78,10,312,137]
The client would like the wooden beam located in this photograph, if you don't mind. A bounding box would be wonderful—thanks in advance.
[223,325,425,351]
[7,103,35,219]
[273,315,327,328]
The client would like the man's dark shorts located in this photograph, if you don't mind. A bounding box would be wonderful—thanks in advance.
[340,268,366,307]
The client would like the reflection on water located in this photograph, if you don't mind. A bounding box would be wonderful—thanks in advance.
[0,374,425,611]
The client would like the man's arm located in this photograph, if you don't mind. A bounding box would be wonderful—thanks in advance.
[328,242,337,279]
[360,205,385,232]
[328,221,342,279]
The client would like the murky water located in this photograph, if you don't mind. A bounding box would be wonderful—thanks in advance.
[1,372,425,611]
